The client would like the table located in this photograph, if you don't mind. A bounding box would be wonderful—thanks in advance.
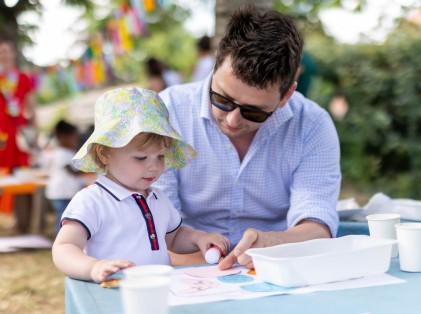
[65,221,421,314]
[65,259,421,314]
[337,220,369,237]
[0,175,48,233]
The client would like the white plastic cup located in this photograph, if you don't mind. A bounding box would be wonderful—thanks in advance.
[123,264,173,281]
[395,223,421,272]
[366,213,401,258]
[120,275,171,314]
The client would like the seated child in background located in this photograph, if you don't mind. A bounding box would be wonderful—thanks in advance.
[45,120,85,236]
[52,88,229,283]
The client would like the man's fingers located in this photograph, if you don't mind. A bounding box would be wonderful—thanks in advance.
[218,251,237,270]
[218,229,259,270]
[236,252,253,266]
[234,229,259,256]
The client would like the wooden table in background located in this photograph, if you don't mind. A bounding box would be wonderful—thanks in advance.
[0,176,48,233]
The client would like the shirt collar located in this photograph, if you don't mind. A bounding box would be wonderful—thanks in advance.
[199,73,214,121]
[95,174,157,201]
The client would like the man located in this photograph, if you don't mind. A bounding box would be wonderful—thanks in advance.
[154,4,341,269]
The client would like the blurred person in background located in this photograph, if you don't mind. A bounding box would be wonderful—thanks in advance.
[0,35,38,231]
[145,57,183,93]
[45,120,85,236]
[0,35,37,171]
[191,35,215,82]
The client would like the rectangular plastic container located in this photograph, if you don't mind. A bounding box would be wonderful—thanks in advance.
[246,235,396,287]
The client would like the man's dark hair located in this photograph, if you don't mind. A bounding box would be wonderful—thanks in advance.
[214,4,303,97]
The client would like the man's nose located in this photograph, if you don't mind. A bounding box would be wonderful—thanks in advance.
[226,107,243,126]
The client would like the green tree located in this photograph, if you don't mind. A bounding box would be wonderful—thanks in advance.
[0,0,92,56]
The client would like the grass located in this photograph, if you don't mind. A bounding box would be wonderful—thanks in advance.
[0,212,65,314]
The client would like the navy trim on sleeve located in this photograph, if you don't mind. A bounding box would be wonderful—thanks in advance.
[167,218,182,234]
[61,218,92,240]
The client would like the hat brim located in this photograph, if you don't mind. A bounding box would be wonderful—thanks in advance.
[72,123,196,173]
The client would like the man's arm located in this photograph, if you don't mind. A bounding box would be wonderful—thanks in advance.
[218,219,330,270]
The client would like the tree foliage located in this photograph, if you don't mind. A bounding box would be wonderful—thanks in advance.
[307,21,421,197]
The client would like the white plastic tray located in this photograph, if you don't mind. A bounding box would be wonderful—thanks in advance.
[246,235,396,287]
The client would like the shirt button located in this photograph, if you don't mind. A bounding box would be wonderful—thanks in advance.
[150,234,156,239]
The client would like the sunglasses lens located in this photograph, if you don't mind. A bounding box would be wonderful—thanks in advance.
[240,109,268,123]
[210,89,271,123]
[211,93,235,111]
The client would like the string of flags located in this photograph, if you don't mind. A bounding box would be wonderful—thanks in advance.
[32,0,166,103]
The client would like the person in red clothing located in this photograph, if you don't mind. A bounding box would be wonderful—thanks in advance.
[0,36,37,171]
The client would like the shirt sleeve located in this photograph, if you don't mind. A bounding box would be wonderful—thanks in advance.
[61,187,101,239]
[287,109,341,237]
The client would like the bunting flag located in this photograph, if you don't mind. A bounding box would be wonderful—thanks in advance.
[32,0,165,103]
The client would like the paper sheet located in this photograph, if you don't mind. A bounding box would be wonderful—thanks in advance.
[168,265,405,306]
[337,193,421,221]
[0,234,53,252]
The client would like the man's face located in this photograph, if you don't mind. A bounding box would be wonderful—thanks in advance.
[210,58,284,140]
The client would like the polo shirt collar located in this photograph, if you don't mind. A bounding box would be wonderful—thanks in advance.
[95,174,157,201]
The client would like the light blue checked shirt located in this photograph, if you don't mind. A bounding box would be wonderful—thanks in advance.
[154,74,341,249]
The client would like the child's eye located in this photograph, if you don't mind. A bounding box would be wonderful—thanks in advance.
[158,155,165,159]
[135,156,147,161]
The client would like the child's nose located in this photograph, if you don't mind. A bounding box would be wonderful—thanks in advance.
[147,158,160,170]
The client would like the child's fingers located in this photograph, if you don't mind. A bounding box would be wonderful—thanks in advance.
[112,259,135,269]
[212,235,230,254]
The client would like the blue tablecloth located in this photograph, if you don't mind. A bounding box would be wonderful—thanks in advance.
[337,220,369,237]
[65,221,421,314]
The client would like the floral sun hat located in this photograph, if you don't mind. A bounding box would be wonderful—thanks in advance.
[73,87,196,173]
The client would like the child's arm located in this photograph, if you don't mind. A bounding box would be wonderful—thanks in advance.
[52,220,134,283]
[165,226,229,257]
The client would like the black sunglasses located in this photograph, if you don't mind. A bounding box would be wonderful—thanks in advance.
[209,87,278,123]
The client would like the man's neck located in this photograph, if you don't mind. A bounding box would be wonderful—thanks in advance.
[230,131,257,162]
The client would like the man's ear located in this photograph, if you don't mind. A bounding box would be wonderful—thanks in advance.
[279,82,297,107]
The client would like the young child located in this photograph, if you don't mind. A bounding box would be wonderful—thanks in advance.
[45,120,85,236]
[52,88,229,283]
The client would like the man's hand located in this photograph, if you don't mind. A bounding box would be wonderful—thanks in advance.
[218,220,331,270]
[218,228,261,270]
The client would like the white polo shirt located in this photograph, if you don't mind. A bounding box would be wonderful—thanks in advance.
[61,174,182,265]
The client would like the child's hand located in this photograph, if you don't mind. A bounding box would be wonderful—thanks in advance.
[90,259,135,283]
[196,233,230,258]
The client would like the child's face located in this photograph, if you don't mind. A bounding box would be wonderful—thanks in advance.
[99,140,167,194]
